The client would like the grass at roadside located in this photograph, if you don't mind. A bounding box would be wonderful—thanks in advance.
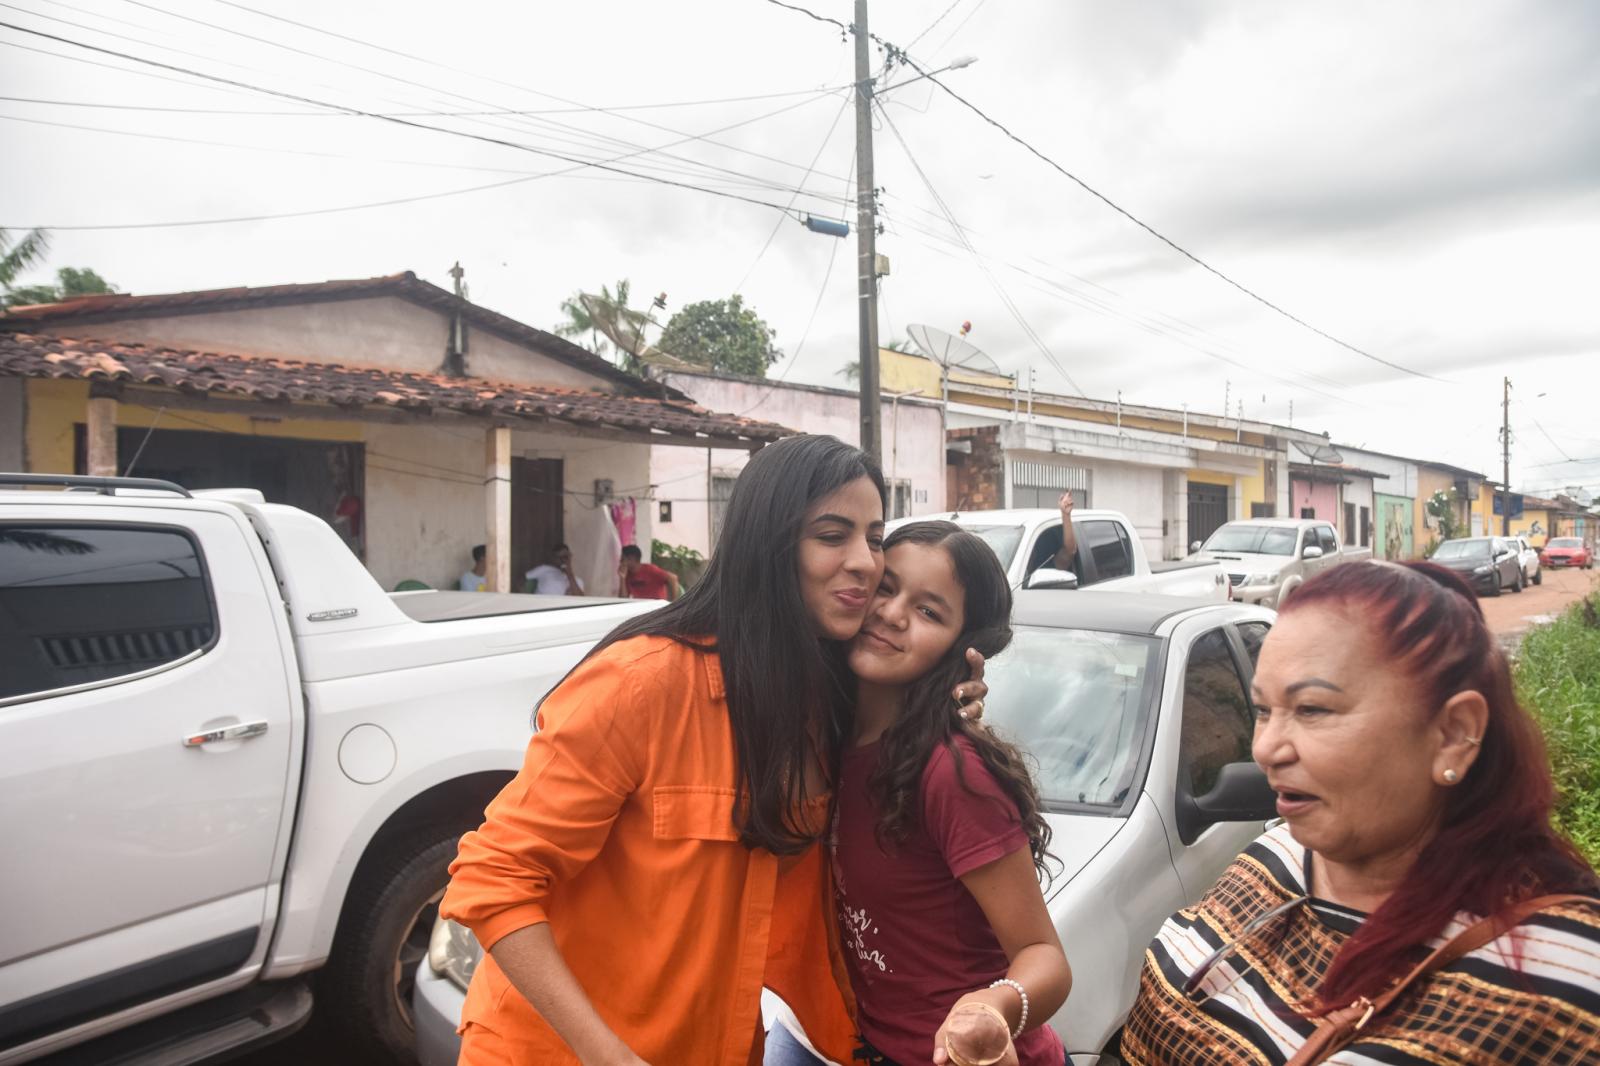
[1514,594,1600,868]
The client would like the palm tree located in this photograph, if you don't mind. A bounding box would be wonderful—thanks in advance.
[0,228,49,293]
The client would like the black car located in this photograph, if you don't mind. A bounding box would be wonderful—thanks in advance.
[1430,536,1524,595]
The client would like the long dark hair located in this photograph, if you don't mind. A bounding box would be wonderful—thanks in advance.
[571,434,886,856]
[1280,561,1597,1012]
[867,521,1055,878]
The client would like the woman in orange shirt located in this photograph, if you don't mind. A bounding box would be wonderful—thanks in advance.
[441,435,986,1065]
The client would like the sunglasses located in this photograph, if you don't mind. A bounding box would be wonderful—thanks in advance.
[1182,893,1310,1005]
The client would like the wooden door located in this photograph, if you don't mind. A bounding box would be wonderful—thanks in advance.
[511,457,564,591]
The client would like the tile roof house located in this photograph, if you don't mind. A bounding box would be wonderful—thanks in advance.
[0,273,792,591]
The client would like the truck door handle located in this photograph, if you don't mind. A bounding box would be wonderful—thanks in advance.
[183,720,270,747]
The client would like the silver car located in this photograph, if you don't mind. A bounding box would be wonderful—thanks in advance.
[414,594,1278,1062]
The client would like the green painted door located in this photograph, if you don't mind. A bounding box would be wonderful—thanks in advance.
[1375,493,1415,560]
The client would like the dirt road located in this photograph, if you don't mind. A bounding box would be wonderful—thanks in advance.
[1478,564,1598,643]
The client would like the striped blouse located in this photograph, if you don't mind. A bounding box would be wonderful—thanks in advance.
[1122,823,1600,1065]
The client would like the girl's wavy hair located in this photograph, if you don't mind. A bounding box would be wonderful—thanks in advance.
[1279,560,1597,1014]
[868,521,1054,878]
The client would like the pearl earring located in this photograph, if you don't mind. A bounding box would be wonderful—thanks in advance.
[1443,769,1459,784]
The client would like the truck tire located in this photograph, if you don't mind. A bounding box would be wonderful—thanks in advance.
[320,822,470,1064]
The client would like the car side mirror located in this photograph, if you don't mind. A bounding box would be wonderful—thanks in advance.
[1189,540,1203,554]
[1301,545,1323,559]
[1025,567,1079,590]
[1175,761,1277,845]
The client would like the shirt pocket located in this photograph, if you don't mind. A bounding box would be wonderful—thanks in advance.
[653,785,741,842]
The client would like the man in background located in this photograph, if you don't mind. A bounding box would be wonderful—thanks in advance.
[617,544,679,600]
[458,544,487,592]
[525,543,585,596]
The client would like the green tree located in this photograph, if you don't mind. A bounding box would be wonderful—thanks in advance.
[5,265,118,308]
[657,294,780,377]
[0,227,50,297]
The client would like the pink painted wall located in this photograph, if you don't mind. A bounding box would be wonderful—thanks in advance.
[1290,478,1339,521]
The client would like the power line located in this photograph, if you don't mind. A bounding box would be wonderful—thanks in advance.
[903,0,965,52]
[734,90,853,293]
[0,89,856,206]
[875,98,1086,396]
[0,21,833,224]
[0,82,853,117]
[202,0,859,187]
[894,55,1444,384]
[762,0,850,34]
[760,0,1445,385]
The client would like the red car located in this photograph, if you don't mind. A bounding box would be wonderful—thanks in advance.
[1539,537,1593,569]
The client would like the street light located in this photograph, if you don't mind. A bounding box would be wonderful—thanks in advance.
[876,55,979,96]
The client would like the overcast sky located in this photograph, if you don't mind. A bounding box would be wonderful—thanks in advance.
[3,0,1597,494]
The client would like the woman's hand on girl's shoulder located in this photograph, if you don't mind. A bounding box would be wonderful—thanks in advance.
[954,647,988,722]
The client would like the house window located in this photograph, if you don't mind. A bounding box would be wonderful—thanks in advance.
[889,479,913,520]
[709,475,738,544]
[1010,461,1089,509]
[1299,507,1316,520]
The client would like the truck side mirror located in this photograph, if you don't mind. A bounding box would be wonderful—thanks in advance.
[1189,540,1202,554]
[1301,545,1324,560]
[1025,567,1079,590]
[1175,761,1277,845]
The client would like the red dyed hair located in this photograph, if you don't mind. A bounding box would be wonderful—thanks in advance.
[1277,561,1596,1012]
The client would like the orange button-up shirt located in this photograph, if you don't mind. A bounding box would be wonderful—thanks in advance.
[441,636,856,1065]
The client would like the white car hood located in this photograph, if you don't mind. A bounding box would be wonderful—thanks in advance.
[1040,811,1127,891]
[1195,550,1290,573]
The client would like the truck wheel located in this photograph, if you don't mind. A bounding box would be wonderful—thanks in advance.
[320,822,470,1064]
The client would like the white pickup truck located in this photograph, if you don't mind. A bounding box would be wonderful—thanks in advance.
[0,474,655,1065]
[1190,517,1372,608]
[892,508,1229,601]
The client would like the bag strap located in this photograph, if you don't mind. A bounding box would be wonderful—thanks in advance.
[1285,893,1594,1066]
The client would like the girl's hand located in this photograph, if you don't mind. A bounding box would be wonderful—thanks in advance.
[954,647,988,722]
[932,994,1017,1065]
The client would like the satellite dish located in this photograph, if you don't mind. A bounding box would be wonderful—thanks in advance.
[1293,440,1344,464]
[906,324,1003,376]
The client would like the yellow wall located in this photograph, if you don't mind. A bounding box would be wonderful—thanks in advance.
[1186,469,1235,487]
[1509,509,1557,546]
[875,349,1277,449]
[1236,469,1267,515]
[24,378,363,472]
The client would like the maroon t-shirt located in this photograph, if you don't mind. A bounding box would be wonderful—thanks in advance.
[625,562,672,599]
[831,735,1065,1065]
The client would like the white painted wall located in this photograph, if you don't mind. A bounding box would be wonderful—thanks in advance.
[1337,448,1418,499]
[647,372,946,556]
[47,297,614,392]
[358,420,654,592]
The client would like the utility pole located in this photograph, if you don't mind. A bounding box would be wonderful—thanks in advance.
[853,0,882,466]
[1501,375,1512,535]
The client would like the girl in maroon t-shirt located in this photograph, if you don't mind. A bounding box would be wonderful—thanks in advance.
[768,521,1071,1066]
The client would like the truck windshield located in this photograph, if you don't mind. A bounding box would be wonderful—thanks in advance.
[1433,539,1490,560]
[965,524,1025,570]
[981,626,1159,810]
[1202,523,1298,555]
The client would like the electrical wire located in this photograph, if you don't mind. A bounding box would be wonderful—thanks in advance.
[893,54,1445,384]
[198,0,860,188]
[903,0,966,53]
[0,91,858,204]
[875,98,1087,396]
[0,37,266,98]
[761,0,1444,384]
[734,90,853,293]
[762,0,850,34]
[0,82,855,117]
[0,21,840,227]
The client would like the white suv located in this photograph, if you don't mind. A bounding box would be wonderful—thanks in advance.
[1512,535,1543,587]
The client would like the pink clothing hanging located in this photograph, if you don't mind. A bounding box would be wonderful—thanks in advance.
[608,497,638,548]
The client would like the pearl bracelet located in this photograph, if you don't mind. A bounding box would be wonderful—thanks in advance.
[989,977,1029,1039]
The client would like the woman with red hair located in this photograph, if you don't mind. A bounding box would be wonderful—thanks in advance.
[1123,561,1600,1064]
